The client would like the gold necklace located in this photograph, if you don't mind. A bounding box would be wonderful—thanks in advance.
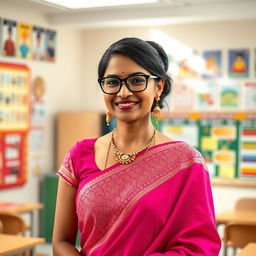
[110,129,156,165]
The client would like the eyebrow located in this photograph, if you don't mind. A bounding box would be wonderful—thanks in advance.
[105,72,148,78]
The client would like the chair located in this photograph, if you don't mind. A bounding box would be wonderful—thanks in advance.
[0,212,27,256]
[0,213,47,256]
[235,198,256,211]
[0,212,26,235]
[223,222,256,256]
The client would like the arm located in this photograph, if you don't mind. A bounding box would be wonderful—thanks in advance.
[52,178,81,256]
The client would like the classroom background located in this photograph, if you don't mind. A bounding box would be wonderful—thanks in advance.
[0,0,256,255]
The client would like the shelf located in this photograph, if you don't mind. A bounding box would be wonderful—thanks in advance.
[211,178,256,188]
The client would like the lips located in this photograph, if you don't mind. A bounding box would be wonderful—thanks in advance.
[115,100,139,110]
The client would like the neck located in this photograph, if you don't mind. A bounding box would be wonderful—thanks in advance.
[113,115,156,152]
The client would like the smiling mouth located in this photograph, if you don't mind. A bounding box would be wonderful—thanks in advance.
[115,101,139,109]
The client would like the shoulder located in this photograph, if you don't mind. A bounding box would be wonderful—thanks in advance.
[155,131,173,144]
[159,139,206,168]
[156,132,201,156]
[94,132,112,149]
[67,138,96,153]
[63,137,99,177]
[156,133,209,178]
[70,133,112,158]
[76,137,98,147]
[67,137,98,163]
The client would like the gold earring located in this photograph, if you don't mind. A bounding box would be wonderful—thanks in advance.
[153,96,161,123]
[106,111,111,126]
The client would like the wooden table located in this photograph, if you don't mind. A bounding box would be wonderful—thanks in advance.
[0,234,45,256]
[0,202,44,236]
[236,243,256,256]
[216,210,256,226]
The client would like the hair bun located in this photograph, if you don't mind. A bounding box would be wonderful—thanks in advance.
[146,41,169,72]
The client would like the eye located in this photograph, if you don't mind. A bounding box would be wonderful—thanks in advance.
[104,78,120,87]
[129,76,146,86]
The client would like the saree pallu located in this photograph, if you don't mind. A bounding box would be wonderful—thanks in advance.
[57,139,221,256]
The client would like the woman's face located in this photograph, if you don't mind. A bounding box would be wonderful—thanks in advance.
[103,54,164,124]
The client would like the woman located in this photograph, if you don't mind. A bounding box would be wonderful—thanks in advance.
[53,37,221,256]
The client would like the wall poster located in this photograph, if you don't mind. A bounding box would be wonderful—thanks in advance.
[228,48,250,78]
[1,19,17,57]
[32,26,45,61]
[45,29,56,62]
[17,22,32,60]
[0,62,30,189]
[171,79,196,110]
[220,82,240,109]
[202,50,222,79]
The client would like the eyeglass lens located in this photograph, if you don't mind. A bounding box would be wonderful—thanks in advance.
[100,75,147,93]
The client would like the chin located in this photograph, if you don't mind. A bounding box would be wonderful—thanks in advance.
[116,112,150,124]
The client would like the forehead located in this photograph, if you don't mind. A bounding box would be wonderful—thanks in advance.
[104,54,149,76]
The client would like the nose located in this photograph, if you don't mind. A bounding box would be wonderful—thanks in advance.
[117,81,133,98]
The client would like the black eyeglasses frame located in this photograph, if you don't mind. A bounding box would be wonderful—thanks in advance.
[98,74,159,94]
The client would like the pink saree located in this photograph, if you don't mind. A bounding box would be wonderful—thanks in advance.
[57,139,221,256]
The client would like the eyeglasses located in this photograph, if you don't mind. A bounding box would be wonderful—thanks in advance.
[98,74,159,94]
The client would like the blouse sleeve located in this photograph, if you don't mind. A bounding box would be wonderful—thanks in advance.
[148,163,221,256]
[56,144,79,189]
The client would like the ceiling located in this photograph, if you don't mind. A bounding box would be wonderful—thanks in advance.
[4,0,256,28]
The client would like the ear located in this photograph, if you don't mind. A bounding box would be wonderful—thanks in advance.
[155,79,165,98]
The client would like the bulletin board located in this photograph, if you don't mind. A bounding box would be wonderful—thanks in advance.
[0,62,30,189]
[160,112,256,187]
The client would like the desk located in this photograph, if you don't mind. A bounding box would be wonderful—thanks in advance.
[0,234,45,256]
[216,210,256,225]
[0,202,44,236]
[236,243,256,256]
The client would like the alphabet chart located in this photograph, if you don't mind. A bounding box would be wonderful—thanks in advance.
[0,62,30,189]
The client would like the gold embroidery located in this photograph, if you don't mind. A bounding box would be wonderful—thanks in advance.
[57,151,79,187]
[57,172,74,187]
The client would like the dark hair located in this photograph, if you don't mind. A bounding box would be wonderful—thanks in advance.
[98,37,172,111]
[236,52,244,58]
[36,32,41,39]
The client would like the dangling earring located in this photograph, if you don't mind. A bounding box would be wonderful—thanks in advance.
[106,111,111,126]
[153,96,161,124]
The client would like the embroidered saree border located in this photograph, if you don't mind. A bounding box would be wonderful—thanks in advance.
[57,165,79,188]
[77,142,176,202]
[77,142,206,255]
[57,151,79,188]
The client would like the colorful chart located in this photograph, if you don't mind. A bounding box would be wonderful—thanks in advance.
[239,119,256,177]
[198,118,238,178]
[0,132,27,188]
[0,62,30,189]
[0,62,30,131]
[160,112,256,180]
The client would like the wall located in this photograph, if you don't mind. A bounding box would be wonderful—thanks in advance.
[82,20,256,213]
[0,1,84,218]
[0,0,255,233]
